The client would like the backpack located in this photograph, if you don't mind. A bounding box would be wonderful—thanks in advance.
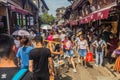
[12,69,28,80]
[97,41,103,52]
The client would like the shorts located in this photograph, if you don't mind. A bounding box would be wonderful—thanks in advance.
[79,49,87,57]
[66,50,74,57]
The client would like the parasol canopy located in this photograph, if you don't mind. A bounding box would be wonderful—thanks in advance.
[41,24,52,30]
[12,30,30,36]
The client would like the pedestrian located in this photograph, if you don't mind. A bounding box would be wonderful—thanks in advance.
[16,37,33,69]
[30,30,36,39]
[107,34,118,63]
[0,34,32,80]
[75,33,81,63]
[92,35,107,66]
[65,36,77,72]
[29,36,54,80]
[60,31,66,41]
[14,36,21,52]
[47,32,53,41]
[112,41,120,73]
[78,35,89,68]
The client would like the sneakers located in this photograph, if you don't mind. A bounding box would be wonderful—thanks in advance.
[84,65,87,68]
[95,64,103,67]
[73,69,77,73]
[95,64,98,67]
[99,64,103,67]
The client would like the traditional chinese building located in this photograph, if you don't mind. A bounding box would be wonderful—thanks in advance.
[56,7,66,20]
[39,0,49,15]
[64,0,120,37]
[0,0,40,34]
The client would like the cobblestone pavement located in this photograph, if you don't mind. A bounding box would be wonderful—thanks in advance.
[59,59,120,80]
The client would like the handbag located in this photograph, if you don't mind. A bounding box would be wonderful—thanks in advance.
[86,52,93,62]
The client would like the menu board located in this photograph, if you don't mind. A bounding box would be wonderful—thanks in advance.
[30,17,34,26]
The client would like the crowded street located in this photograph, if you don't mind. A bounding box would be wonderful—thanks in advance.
[0,0,120,80]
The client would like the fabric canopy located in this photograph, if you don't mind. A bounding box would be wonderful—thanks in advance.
[8,0,28,15]
[10,5,28,15]
[80,8,110,24]
[15,7,28,15]
[70,20,78,26]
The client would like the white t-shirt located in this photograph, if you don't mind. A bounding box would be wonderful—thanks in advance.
[60,34,66,41]
[66,40,73,50]
[92,40,106,52]
[78,40,88,49]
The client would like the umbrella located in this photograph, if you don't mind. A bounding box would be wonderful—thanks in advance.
[41,24,52,30]
[12,30,30,36]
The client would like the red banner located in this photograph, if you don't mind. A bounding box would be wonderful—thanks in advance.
[10,5,28,15]
[80,8,110,24]
[70,20,78,26]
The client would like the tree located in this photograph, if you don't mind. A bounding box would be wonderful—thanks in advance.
[40,13,55,24]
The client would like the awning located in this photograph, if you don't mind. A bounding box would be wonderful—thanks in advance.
[10,5,28,15]
[80,8,110,24]
[70,20,78,26]
[15,7,28,15]
[8,0,28,15]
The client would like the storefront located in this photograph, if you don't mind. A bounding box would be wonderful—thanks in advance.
[8,2,29,32]
[0,0,8,34]
[79,0,120,38]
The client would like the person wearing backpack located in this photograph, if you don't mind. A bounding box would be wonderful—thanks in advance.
[0,34,32,80]
[92,35,107,66]
[16,37,33,69]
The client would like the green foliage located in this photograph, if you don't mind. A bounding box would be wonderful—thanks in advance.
[40,13,55,24]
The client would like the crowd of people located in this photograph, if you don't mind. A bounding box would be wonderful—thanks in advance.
[0,24,120,80]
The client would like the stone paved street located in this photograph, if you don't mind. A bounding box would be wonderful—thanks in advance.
[60,60,120,80]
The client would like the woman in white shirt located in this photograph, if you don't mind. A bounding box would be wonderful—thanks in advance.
[78,35,89,67]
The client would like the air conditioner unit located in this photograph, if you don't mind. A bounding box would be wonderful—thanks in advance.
[0,0,7,3]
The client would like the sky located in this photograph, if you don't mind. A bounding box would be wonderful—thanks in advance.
[44,0,71,17]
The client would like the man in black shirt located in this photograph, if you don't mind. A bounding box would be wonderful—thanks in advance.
[29,36,54,80]
[0,34,32,80]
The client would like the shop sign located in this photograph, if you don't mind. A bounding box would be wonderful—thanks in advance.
[0,0,7,3]
[80,9,110,24]
[30,17,34,26]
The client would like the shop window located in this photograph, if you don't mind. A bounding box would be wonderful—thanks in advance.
[23,15,26,29]
[16,13,19,25]
[0,16,7,34]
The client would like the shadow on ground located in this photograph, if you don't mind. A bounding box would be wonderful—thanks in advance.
[55,74,72,80]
